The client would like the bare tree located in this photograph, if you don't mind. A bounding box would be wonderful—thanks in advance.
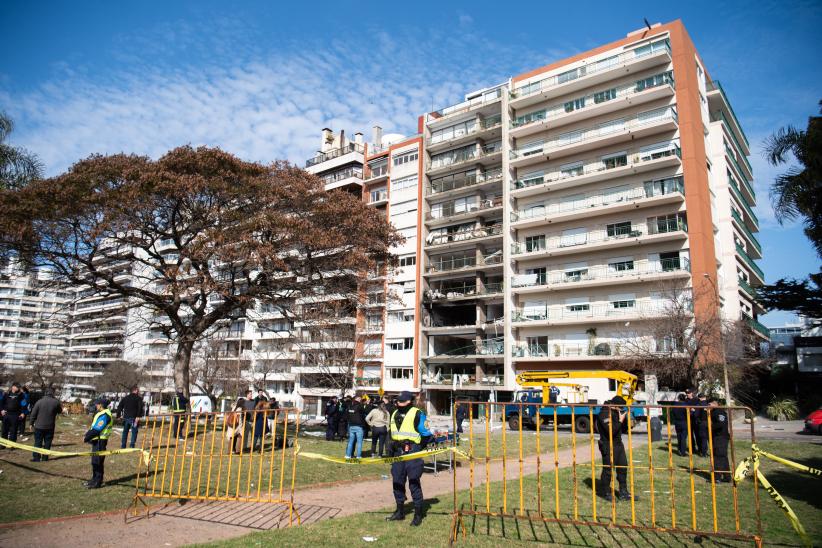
[23,354,66,392]
[94,360,144,394]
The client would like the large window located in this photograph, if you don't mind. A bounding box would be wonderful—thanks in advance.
[564,96,586,113]
[606,221,633,238]
[525,235,546,253]
[392,174,417,192]
[393,150,418,166]
[430,119,477,144]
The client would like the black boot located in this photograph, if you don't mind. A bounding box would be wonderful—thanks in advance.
[386,503,405,521]
[410,505,423,527]
[617,489,638,501]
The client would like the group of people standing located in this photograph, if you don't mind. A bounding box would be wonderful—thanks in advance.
[670,388,731,482]
[323,394,394,459]
[225,389,281,454]
[1,382,32,442]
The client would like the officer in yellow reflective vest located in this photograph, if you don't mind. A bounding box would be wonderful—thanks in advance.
[386,391,432,527]
[172,390,189,440]
[83,398,113,489]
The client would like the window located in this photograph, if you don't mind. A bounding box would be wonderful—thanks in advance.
[393,150,418,166]
[606,221,633,238]
[594,88,617,103]
[612,299,635,309]
[431,120,477,143]
[639,140,679,162]
[388,340,403,351]
[387,311,404,323]
[403,281,416,293]
[564,96,586,113]
[564,269,588,282]
[559,161,583,178]
[566,303,590,312]
[389,368,413,380]
[518,170,544,188]
[644,175,683,197]
[557,67,581,84]
[660,251,681,271]
[370,187,387,203]
[398,255,416,267]
[525,267,547,285]
[518,138,544,157]
[514,109,546,127]
[608,259,635,272]
[633,39,670,59]
[369,159,388,178]
[653,214,683,234]
[601,152,627,170]
[560,227,587,247]
[525,235,546,253]
[404,337,414,349]
[523,300,547,320]
[392,174,417,192]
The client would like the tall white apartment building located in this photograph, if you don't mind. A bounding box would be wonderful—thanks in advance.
[0,260,68,383]
[416,20,767,413]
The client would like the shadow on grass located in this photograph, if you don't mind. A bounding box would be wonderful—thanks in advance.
[764,453,822,511]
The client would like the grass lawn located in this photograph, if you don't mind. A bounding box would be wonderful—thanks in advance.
[199,440,822,548]
[0,415,570,524]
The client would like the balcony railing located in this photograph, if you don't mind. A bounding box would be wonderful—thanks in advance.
[725,144,755,199]
[512,343,601,358]
[513,302,669,323]
[511,72,673,131]
[427,196,503,221]
[305,143,364,167]
[707,80,750,148]
[512,142,680,191]
[426,87,504,124]
[738,277,757,300]
[425,281,503,301]
[743,314,770,338]
[511,38,671,100]
[511,258,690,289]
[713,109,753,171]
[321,167,363,186]
[735,243,765,281]
[429,167,503,195]
[429,338,504,358]
[428,142,502,172]
[510,107,678,161]
[729,179,759,228]
[511,180,683,222]
[426,224,502,247]
[731,209,762,255]
[354,376,381,387]
[427,251,503,273]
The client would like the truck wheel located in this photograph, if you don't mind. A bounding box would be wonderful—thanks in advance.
[508,415,521,430]
[575,416,591,433]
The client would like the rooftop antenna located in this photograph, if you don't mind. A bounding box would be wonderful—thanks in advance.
[643,18,652,30]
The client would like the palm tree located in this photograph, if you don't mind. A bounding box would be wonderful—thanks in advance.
[0,111,43,189]
[763,100,822,257]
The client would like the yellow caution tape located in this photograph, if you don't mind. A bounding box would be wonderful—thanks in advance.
[297,445,472,465]
[734,443,819,548]
[0,437,151,466]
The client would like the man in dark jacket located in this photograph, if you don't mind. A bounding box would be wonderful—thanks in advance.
[171,390,189,440]
[1,382,26,442]
[117,385,145,449]
[29,389,62,461]
[18,386,31,437]
[670,393,689,456]
[337,397,350,440]
[324,396,338,441]
[596,396,637,502]
[695,393,709,457]
[84,398,113,489]
[345,395,367,459]
[455,402,467,433]
[708,398,731,482]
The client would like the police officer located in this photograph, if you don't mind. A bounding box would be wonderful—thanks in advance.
[83,398,113,489]
[386,391,432,527]
[1,382,26,442]
[324,396,338,441]
[695,393,709,457]
[171,389,189,440]
[684,387,699,450]
[549,385,560,404]
[708,398,731,482]
[596,396,637,502]
[670,393,688,456]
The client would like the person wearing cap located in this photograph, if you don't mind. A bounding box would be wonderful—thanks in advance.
[83,398,113,488]
[695,393,710,457]
[670,393,689,456]
[171,389,189,440]
[708,398,731,482]
[595,396,638,502]
[1,382,26,443]
[684,387,699,450]
[385,391,433,527]
[29,389,62,462]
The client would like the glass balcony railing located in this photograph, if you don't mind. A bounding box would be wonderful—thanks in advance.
[742,313,770,338]
[725,144,756,199]
[427,251,503,273]
[511,72,673,130]
[321,167,363,186]
[426,224,503,247]
[731,209,762,255]
[305,143,364,167]
[511,258,689,290]
[429,167,503,195]
[736,243,765,281]
[511,180,683,222]
[512,342,605,358]
[512,225,661,256]
[426,87,504,124]
[427,196,503,221]
[713,109,753,172]
[512,302,668,323]
[510,107,678,161]
[512,38,671,100]
[429,143,502,172]
[512,142,680,191]
[738,277,757,300]
[647,216,688,235]
[729,180,759,229]
[707,80,750,149]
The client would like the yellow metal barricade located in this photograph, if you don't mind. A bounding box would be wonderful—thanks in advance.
[129,408,300,526]
[449,401,762,547]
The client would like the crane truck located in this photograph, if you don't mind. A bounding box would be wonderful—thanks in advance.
[504,370,646,433]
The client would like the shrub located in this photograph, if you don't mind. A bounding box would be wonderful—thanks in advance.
[765,396,800,421]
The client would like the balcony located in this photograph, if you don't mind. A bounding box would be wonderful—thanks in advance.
[725,144,755,202]
[510,180,684,228]
[427,143,503,176]
[354,376,382,387]
[510,38,671,107]
[510,73,674,138]
[511,258,690,293]
[738,277,758,300]
[428,167,503,198]
[424,281,504,302]
[305,143,364,168]
[512,342,613,360]
[731,209,762,258]
[320,167,364,191]
[425,251,503,276]
[368,190,389,206]
[735,243,765,283]
[425,87,503,126]
[729,180,759,230]
[743,314,770,340]
[512,301,670,327]
[425,196,503,226]
[424,338,504,361]
[426,224,503,250]
[359,323,384,334]
[510,107,678,168]
[706,80,750,150]
[426,114,503,153]
[714,109,753,172]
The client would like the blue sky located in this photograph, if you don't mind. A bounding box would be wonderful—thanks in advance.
[2,0,820,326]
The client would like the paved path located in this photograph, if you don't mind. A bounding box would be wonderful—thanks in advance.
[0,437,646,548]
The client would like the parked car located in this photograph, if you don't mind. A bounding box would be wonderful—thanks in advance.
[803,408,822,434]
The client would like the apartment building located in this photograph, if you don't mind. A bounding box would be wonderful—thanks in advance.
[416,20,767,414]
[0,259,68,384]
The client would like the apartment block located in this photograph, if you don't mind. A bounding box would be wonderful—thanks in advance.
[415,20,766,413]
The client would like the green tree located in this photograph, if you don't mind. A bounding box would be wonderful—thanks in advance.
[0,112,43,189]
[764,100,822,256]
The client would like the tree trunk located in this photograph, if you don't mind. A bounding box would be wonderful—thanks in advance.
[174,339,194,397]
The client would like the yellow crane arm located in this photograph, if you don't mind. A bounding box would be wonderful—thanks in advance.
[515,370,638,404]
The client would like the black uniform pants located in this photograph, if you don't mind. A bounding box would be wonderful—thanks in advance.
[391,446,424,506]
[712,435,730,481]
[90,439,108,486]
[371,426,387,456]
[173,413,186,438]
[2,415,20,442]
[33,428,55,461]
[599,441,627,492]
[696,423,709,456]
[325,418,337,441]
[674,422,688,455]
